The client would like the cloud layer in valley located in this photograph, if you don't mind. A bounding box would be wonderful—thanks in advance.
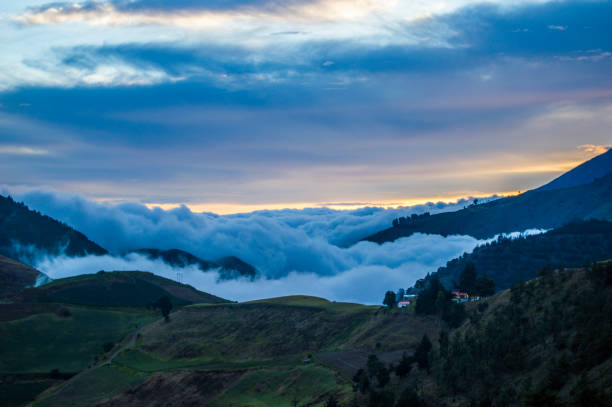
[14,189,544,303]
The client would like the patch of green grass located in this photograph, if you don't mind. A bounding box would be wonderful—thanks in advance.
[34,365,148,407]
[0,306,154,373]
[243,295,375,312]
[114,348,304,372]
[207,364,347,407]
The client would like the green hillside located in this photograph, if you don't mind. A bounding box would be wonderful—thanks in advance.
[28,264,612,407]
[364,173,612,243]
[20,270,228,307]
[31,297,440,407]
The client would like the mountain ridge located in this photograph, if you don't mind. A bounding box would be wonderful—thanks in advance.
[130,248,257,279]
[0,195,107,264]
[538,147,612,191]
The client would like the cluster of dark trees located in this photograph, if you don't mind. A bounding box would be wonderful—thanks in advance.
[413,274,467,328]
[153,295,173,322]
[431,262,612,406]
[454,263,495,297]
[436,219,612,292]
[351,336,433,407]
[391,213,430,228]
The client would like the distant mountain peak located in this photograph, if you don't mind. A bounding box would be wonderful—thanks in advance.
[131,248,257,280]
[538,148,612,191]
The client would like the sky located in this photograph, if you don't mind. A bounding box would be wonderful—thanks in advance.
[1,0,612,213]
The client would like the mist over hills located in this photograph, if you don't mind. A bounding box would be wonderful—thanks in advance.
[0,150,609,304]
[0,195,258,280]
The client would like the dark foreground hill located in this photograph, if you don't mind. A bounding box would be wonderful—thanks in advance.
[0,254,47,297]
[427,262,612,406]
[23,264,612,407]
[0,195,107,263]
[364,172,612,243]
[132,248,257,279]
[19,270,228,307]
[435,219,612,291]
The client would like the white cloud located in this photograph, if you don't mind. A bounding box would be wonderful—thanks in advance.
[0,145,48,155]
[12,189,546,303]
[33,229,544,304]
[33,233,481,304]
[0,0,555,90]
[15,189,500,277]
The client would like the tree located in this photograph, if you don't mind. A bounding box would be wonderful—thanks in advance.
[376,366,390,387]
[368,390,395,407]
[396,288,405,302]
[415,274,445,315]
[474,274,495,296]
[396,387,425,407]
[383,291,397,309]
[367,354,384,379]
[153,295,173,322]
[458,263,477,294]
[352,368,370,394]
[324,394,338,407]
[395,353,413,378]
[414,334,432,371]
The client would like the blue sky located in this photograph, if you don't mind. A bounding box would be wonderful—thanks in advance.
[1,0,612,213]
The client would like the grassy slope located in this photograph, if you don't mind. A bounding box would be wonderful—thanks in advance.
[207,364,346,407]
[131,296,435,363]
[364,173,612,243]
[34,296,439,406]
[35,365,148,407]
[0,306,154,373]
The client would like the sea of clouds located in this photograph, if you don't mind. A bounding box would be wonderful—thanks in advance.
[13,190,543,304]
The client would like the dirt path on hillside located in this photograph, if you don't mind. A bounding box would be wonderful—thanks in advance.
[100,325,145,367]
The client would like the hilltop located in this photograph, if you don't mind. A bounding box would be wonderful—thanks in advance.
[0,195,107,263]
[538,147,612,191]
[19,270,228,307]
[435,219,612,291]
